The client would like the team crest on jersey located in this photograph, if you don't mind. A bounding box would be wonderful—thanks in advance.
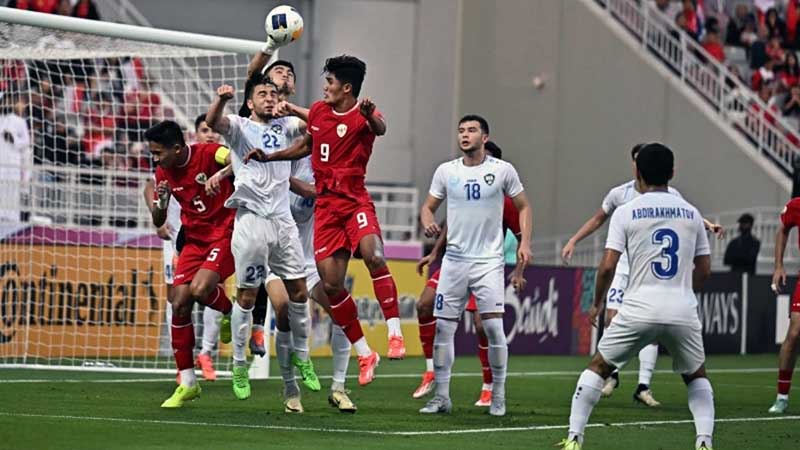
[483,173,495,186]
[271,124,283,135]
[195,173,208,184]
[337,124,347,138]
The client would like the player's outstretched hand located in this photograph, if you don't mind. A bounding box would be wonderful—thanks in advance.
[416,254,434,276]
[217,85,235,100]
[359,97,376,118]
[243,148,268,164]
[155,180,171,209]
[588,304,604,328]
[709,222,725,240]
[509,268,527,294]
[772,266,787,294]
[561,241,575,265]
[205,171,224,196]
[423,221,441,238]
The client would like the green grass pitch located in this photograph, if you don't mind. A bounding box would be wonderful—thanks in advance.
[0,354,797,449]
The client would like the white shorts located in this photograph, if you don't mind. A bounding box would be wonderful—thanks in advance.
[232,209,307,289]
[162,239,176,285]
[606,271,629,311]
[598,311,705,375]
[433,257,505,319]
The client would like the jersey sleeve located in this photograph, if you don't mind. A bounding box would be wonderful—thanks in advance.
[781,200,800,229]
[306,101,323,137]
[502,164,524,198]
[605,208,626,253]
[223,114,243,149]
[429,164,447,200]
[695,214,712,257]
[502,196,522,237]
[669,186,684,199]
[601,188,618,214]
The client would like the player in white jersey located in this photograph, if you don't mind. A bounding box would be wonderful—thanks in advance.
[0,101,31,222]
[206,73,320,410]
[561,143,723,405]
[558,143,714,450]
[143,114,223,383]
[419,115,533,417]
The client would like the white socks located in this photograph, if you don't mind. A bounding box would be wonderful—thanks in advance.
[353,337,372,357]
[482,317,508,400]
[201,307,222,355]
[288,301,309,361]
[275,329,299,396]
[425,358,434,372]
[567,369,604,445]
[687,377,715,449]
[433,319,458,399]
[179,368,197,387]
[231,302,253,363]
[331,325,351,389]
[387,317,402,337]
[638,344,658,387]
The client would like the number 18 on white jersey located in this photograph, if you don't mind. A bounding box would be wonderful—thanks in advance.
[605,191,710,326]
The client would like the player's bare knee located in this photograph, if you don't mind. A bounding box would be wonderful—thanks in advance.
[322,281,344,298]
[788,322,800,344]
[363,253,386,273]
[682,365,708,385]
[588,353,615,379]
[171,297,192,318]
[188,281,214,303]
[274,307,290,332]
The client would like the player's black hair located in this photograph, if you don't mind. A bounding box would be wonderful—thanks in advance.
[144,120,185,148]
[247,72,279,99]
[485,141,503,160]
[194,113,208,131]
[635,143,674,186]
[459,114,490,135]
[631,143,646,160]
[323,55,366,98]
[265,59,296,80]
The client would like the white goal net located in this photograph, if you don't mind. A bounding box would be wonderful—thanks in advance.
[0,18,253,373]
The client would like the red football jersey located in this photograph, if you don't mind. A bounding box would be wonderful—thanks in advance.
[781,198,800,249]
[503,196,522,237]
[306,100,384,199]
[154,143,234,241]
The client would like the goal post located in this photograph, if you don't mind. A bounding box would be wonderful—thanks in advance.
[0,8,275,375]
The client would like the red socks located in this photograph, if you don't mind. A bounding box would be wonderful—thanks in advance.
[199,285,232,314]
[171,314,195,370]
[779,369,794,395]
[419,319,436,359]
[329,290,365,344]
[370,266,399,320]
[478,333,492,384]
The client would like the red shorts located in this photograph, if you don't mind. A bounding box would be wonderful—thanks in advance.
[173,236,234,286]
[792,280,800,313]
[427,269,477,312]
[313,195,383,262]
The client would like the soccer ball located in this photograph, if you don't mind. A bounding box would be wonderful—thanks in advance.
[265,5,304,45]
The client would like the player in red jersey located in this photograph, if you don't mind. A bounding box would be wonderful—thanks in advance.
[413,141,526,406]
[146,120,235,408]
[247,55,401,386]
[769,197,800,413]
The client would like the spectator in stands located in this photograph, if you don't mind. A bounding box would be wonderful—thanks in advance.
[702,20,726,63]
[6,0,58,13]
[123,77,161,143]
[54,0,70,16]
[753,58,777,90]
[780,51,800,87]
[723,213,761,275]
[71,0,100,20]
[767,36,787,64]
[783,85,800,116]
[680,0,702,40]
[727,3,757,47]
[764,7,787,42]
[655,0,682,19]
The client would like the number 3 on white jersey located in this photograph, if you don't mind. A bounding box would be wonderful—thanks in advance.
[320,143,330,162]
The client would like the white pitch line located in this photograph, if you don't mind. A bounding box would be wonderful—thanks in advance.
[0,411,798,436]
[0,367,778,384]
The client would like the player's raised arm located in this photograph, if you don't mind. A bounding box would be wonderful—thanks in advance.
[246,33,289,78]
[275,100,310,122]
[289,176,315,199]
[253,134,312,163]
[562,208,610,264]
[511,192,533,267]
[360,97,386,136]
[207,85,235,135]
[420,194,443,238]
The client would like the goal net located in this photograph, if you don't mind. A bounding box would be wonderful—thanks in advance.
[0,17,256,373]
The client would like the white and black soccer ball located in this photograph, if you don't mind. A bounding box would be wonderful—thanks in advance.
[265,5,304,45]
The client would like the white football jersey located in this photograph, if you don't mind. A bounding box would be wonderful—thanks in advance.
[605,191,710,325]
[222,114,303,218]
[429,155,524,264]
[289,156,315,224]
[601,180,682,276]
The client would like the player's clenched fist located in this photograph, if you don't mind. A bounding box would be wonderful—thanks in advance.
[155,180,172,210]
[422,220,441,238]
[243,148,268,164]
[217,85,235,100]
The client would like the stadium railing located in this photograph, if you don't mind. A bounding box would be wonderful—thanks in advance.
[533,206,798,275]
[594,0,799,176]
